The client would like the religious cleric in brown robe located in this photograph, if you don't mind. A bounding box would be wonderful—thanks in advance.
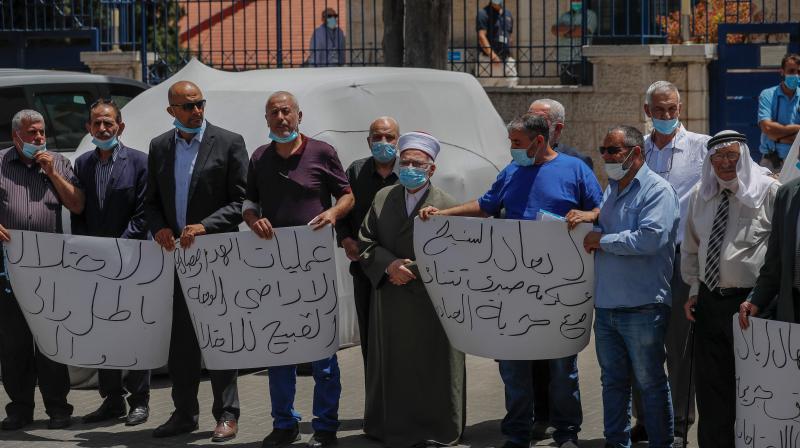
[358,132,466,447]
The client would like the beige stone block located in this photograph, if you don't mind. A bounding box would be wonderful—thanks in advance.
[685,119,709,135]
[686,91,709,121]
[571,93,643,122]
[594,63,648,94]
[642,63,669,87]
[667,65,688,92]
[687,63,709,92]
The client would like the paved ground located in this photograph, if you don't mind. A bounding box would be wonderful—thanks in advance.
[0,341,697,447]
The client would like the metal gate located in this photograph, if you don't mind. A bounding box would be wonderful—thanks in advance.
[710,22,800,161]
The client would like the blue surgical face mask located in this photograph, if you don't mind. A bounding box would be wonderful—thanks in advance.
[510,148,534,166]
[784,74,800,90]
[571,1,582,12]
[652,117,680,135]
[92,131,119,151]
[398,166,428,190]
[371,141,396,163]
[326,17,337,29]
[17,132,46,159]
[173,118,205,134]
[269,130,299,144]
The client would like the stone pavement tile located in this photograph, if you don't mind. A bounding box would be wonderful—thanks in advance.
[0,342,697,447]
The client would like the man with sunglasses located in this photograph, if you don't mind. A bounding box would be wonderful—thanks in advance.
[71,98,151,427]
[635,80,710,444]
[584,125,680,448]
[420,114,602,448]
[145,81,248,442]
[307,7,346,67]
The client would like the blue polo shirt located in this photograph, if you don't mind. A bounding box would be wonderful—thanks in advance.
[758,84,800,159]
[478,152,602,220]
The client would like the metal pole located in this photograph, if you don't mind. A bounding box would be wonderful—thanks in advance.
[680,0,691,43]
[276,0,283,68]
[140,1,148,83]
[682,320,696,444]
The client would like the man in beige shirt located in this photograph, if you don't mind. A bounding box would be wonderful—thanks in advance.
[681,130,779,447]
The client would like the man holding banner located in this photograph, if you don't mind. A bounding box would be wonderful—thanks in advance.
[71,98,151,427]
[583,125,679,448]
[0,109,84,430]
[145,81,248,442]
[360,131,466,447]
[243,91,354,448]
[420,114,602,448]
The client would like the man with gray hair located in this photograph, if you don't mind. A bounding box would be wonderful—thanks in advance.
[529,98,593,169]
[583,125,679,448]
[0,109,84,430]
[633,80,710,443]
[420,114,602,448]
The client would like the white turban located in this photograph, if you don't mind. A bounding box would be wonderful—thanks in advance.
[699,130,777,209]
[397,131,440,161]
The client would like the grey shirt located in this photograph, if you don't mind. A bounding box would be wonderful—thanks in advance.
[0,146,79,233]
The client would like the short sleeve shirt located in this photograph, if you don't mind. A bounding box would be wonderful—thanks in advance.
[556,9,597,63]
[246,136,352,228]
[477,6,513,59]
[478,153,603,220]
[758,84,800,158]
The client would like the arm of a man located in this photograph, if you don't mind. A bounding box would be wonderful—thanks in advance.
[358,195,399,288]
[200,135,248,233]
[121,156,148,239]
[749,186,786,310]
[600,185,679,256]
[680,189,701,297]
[334,162,358,246]
[758,89,800,141]
[144,142,170,236]
[42,154,84,215]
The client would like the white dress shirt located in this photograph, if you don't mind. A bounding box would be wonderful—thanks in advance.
[645,125,710,244]
[405,183,429,216]
[681,180,780,296]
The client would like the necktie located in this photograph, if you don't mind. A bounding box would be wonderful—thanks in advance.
[705,190,730,291]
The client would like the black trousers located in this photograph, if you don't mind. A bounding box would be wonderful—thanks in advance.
[0,265,72,419]
[694,283,745,448]
[351,263,372,368]
[531,360,550,423]
[97,368,150,408]
[169,275,239,421]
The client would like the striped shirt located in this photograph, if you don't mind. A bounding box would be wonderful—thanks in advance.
[94,145,120,209]
[0,146,80,233]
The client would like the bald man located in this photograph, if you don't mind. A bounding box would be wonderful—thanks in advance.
[144,81,249,442]
[335,117,399,369]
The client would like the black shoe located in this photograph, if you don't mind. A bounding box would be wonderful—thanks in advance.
[153,413,198,438]
[125,406,149,426]
[262,425,301,448]
[307,430,337,447]
[48,414,72,429]
[1,415,32,431]
[500,441,527,448]
[630,424,648,442]
[82,397,126,424]
[530,420,555,440]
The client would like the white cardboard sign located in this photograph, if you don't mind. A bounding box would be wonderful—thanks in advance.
[174,228,339,369]
[2,230,173,369]
[414,216,595,360]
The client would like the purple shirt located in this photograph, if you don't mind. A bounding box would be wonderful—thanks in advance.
[246,135,352,228]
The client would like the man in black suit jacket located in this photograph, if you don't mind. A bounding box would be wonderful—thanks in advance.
[144,81,248,442]
[71,98,151,427]
[740,157,800,327]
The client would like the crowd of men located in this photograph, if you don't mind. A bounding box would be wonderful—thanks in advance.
[0,54,799,448]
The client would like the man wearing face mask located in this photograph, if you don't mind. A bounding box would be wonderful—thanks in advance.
[529,98,593,169]
[307,7,346,67]
[335,117,399,370]
[584,125,680,448]
[681,130,778,447]
[476,0,518,87]
[757,53,800,172]
[71,98,151,427]
[551,1,597,85]
[637,80,709,444]
[243,91,353,448]
[145,81,248,442]
[420,115,602,448]
[0,109,83,431]
[359,131,466,447]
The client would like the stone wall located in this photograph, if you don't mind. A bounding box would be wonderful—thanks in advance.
[485,44,716,179]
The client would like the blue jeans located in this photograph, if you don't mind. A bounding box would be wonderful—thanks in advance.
[594,305,674,448]
[268,355,341,432]
[499,355,582,445]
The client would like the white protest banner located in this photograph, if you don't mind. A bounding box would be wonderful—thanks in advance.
[1,230,173,369]
[413,216,594,360]
[173,227,339,369]
[734,315,800,447]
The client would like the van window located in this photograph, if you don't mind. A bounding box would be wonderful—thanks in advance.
[108,83,144,109]
[33,91,93,152]
[0,87,30,148]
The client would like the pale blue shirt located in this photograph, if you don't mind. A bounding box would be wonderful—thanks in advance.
[594,163,680,309]
[174,122,206,230]
[644,125,709,244]
[758,84,800,159]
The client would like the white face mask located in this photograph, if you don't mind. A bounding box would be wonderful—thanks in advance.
[604,149,635,181]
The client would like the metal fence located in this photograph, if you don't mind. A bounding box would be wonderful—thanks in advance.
[0,0,796,85]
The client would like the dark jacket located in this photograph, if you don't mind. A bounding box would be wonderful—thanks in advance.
[71,144,148,239]
[144,122,248,236]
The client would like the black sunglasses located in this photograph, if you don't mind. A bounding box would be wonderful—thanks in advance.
[598,145,632,155]
[170,99,206,112]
